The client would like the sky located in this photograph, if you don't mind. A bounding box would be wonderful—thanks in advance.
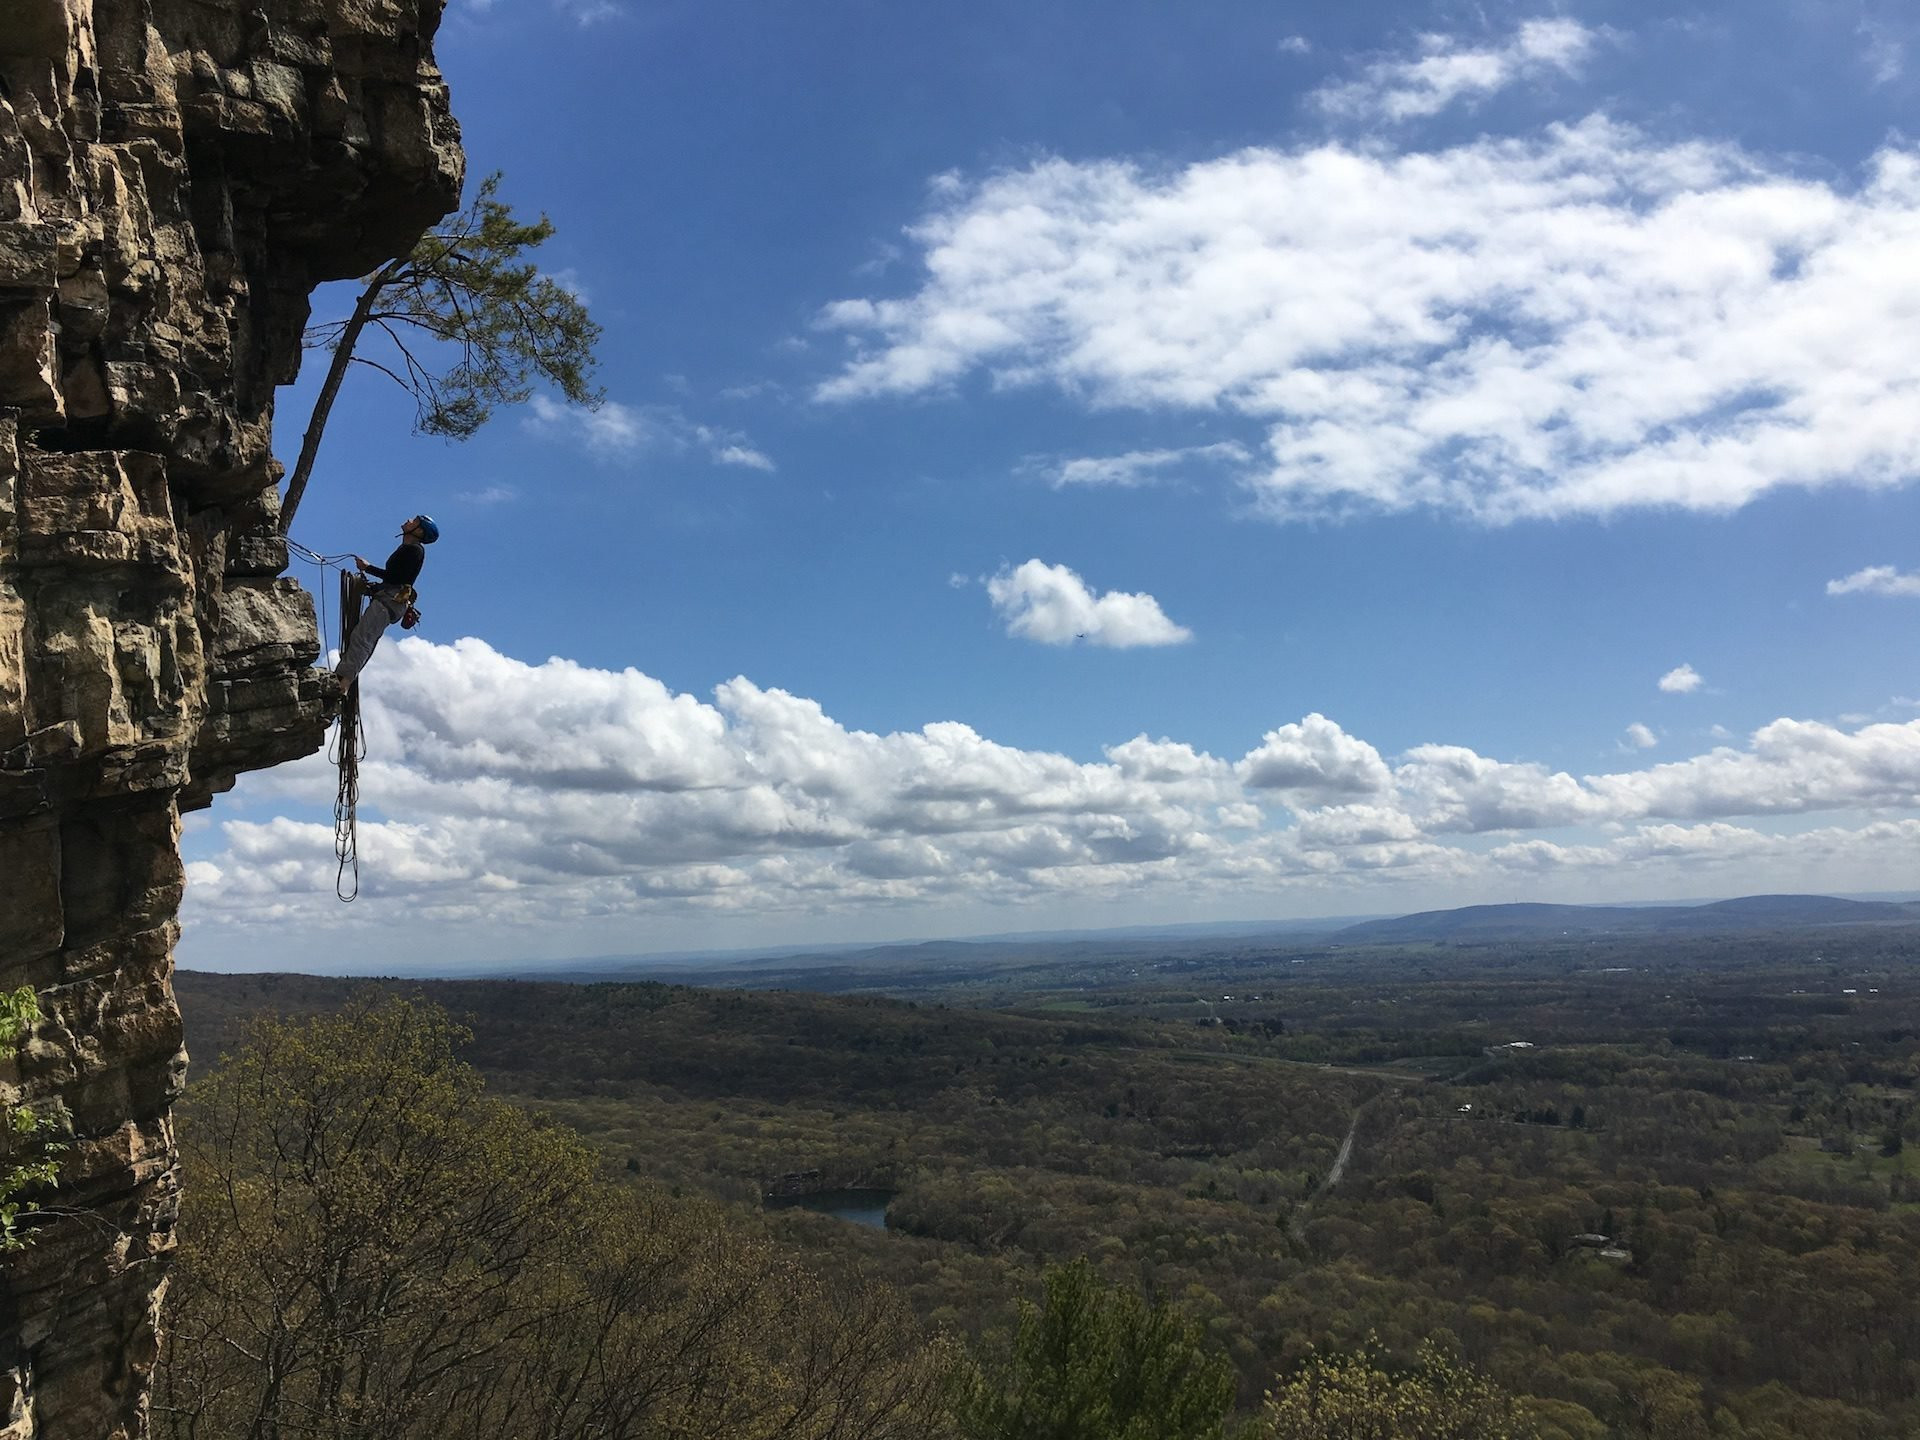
[178,0,1920,971]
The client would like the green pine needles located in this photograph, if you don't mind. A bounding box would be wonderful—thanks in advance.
[952,1258,1238,1440]
[280,171,604,532]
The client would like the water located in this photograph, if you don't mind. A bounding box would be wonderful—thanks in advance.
[766,1187,895,1229]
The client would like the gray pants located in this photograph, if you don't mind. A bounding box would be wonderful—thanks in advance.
[335,594,402,685]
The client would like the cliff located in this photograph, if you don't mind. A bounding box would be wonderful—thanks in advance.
[0,2,461,1435]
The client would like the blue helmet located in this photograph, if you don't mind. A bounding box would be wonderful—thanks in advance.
[413,514,440,544]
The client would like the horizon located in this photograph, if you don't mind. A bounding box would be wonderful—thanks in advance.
[178,885,1920,978]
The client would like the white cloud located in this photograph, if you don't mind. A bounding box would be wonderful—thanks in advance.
[528,395,650,455]
[986,560,1193,647]
[548,268,592,303]
[711,443,776,471]
[557,0,621,24]
[527,396,774,471]
[1580,717,1920,821]
[1828,565,1920,597]
[1624,722,1658,749]
[1312,19,1602,123]
[1659,664,1704,694]
[1279,35,1312,56]
[457,484,518,506]
[1044,442,1251,489]
[816,121,1920,525]
[1238,714,1393,806]
[182,638,1920,949]
[1491,818,1920,886]
[1393,743,1612,832]
[1859,18,1905,86]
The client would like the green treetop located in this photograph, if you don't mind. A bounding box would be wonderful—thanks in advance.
[279,171,603,532]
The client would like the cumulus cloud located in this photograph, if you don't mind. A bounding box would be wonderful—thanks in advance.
[1659,664,1704,694]
[183,638,1920,945]
[1625,722,1658,749]
[190,638,1243,930]
[1237,714,1392,805]
[1311,19,1602,123]
[1491,818,1920,884]
[816,121,1920,525]
[1828,565,1920,597]
[986,560,1193,647]
[1043,442,1251,489]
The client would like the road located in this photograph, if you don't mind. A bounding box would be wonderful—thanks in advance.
[1288,1108,1362,1245]
[1324,1113,1358,1189]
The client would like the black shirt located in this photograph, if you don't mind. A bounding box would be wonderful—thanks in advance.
[365,541,424,590]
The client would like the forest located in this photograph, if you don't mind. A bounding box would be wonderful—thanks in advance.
[163,922,1920,1438]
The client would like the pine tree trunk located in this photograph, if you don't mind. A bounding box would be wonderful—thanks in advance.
[278,278,384,534]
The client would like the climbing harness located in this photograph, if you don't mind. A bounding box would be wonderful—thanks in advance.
[330,570,366,903]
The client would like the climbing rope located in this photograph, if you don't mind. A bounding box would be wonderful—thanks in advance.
[286,537,367,902]
[329,569,365,902]
[287,536,353,677]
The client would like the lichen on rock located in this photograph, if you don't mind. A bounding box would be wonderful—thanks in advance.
[0,2,461,1434]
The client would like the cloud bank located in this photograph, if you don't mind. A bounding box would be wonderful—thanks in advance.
[184,639,1920,945]
[817,121,1920,525]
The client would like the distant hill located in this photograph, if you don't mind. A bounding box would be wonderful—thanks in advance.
[1332,894,1920,944]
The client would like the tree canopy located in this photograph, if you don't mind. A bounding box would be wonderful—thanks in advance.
[952,1258,1237,1440]
[155,996,950,1440]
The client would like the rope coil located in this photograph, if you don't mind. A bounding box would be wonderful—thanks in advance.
[288,537,367,902]
[287,536,374,902]
[332,576,364,902]
[330,569,365,902]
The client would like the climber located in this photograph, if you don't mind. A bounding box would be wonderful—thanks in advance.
[329,513,438,692]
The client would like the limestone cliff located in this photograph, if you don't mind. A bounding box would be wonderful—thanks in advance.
[0,2,460,1435]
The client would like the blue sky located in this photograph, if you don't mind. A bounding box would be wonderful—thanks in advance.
[179,0,1920,970]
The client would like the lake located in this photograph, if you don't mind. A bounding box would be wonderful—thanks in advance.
[765,1187,895,1229]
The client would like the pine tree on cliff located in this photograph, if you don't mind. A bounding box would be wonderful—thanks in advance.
[278,171,602,533]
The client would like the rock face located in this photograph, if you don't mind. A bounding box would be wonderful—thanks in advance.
[0,3,460,1435]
